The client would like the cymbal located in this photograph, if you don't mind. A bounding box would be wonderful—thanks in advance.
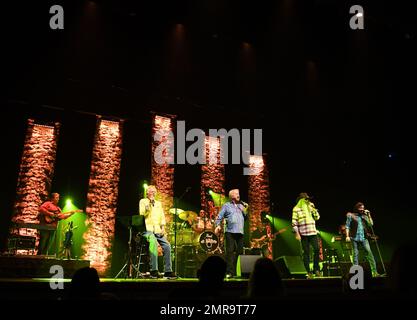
[169,208,184,214]
[178,211,197,221]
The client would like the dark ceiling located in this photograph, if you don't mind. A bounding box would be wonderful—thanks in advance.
[4,0,416,120]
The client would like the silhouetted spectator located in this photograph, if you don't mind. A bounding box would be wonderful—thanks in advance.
[389,241,417,297]
[196,255,227,299]
[247,258,284,299]
[68,267,101,300]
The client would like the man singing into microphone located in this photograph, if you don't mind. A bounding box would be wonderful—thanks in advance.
[345,202,379,277]
[215,189,249,278]
[292,192,321,278]
[139,185,176,279]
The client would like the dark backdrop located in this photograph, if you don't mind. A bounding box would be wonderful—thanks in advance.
[2,0,416,271]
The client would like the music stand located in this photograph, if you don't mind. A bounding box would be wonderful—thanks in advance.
[115,216,143,279]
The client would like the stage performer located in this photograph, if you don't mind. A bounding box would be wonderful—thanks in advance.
[345,202,380,277]
[215,189,249,278]
[139,185,176,279]
[250,212,287,259]
[38,193,81,255]
[292,192,321,278]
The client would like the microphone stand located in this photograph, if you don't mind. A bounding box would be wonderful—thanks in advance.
[366,212,387,275]
[173,187,191,276]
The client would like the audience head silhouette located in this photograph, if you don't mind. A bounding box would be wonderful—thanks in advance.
[248,258,284,299]
[69,267,101,300]
[197,255,227,297]
[389,241,417,296]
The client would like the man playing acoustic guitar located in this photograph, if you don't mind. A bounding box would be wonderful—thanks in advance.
[38,193,81,256]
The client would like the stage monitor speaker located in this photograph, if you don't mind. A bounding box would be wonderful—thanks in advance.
[274,256,307,279]
[237,255,261,278]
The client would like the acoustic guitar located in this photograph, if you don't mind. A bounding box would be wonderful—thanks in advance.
[44,209,83,224]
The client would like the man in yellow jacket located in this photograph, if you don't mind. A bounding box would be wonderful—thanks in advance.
[139,185,176,279]
[292,192,320,278]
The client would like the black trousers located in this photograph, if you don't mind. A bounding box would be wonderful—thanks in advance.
[225,232,244,276]
[301,235,320,273]
[38,229,56,255]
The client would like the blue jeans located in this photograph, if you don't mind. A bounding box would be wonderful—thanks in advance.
[143,231,172,273]
[352,239,377,274]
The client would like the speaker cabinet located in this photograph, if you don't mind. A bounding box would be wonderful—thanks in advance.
[274,256,307,279]
[237,255,261,278]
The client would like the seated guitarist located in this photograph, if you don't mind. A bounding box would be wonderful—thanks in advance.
[38,193,81,255]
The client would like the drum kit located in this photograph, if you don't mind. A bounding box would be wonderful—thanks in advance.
[167,208,221,254]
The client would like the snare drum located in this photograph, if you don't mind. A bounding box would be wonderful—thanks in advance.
[196,231,219,253]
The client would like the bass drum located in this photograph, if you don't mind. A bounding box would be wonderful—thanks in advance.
[195,231,219,253]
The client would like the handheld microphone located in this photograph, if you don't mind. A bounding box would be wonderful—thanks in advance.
[240,201,248,208]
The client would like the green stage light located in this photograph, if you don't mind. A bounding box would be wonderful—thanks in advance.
[318,230,338,249]
[208,190,228,207]
[143,183,148,190]
[66,199,72,206]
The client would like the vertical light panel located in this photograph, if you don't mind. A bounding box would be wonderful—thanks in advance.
[83,118,123,276]
[248,154,270,233]
[201,136,225,219]
[12,119,60,254]
[151,114,175,224]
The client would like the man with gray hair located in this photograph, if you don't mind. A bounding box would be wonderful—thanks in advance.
[139,185,176,279]
[215,189,249,278]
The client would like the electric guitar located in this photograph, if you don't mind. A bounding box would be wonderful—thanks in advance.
[250,228,288,248]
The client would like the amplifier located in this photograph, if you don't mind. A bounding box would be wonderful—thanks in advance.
[8,235,36,250]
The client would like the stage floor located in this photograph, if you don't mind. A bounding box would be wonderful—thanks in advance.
[0,275,390,300]
[0,254,391,301]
